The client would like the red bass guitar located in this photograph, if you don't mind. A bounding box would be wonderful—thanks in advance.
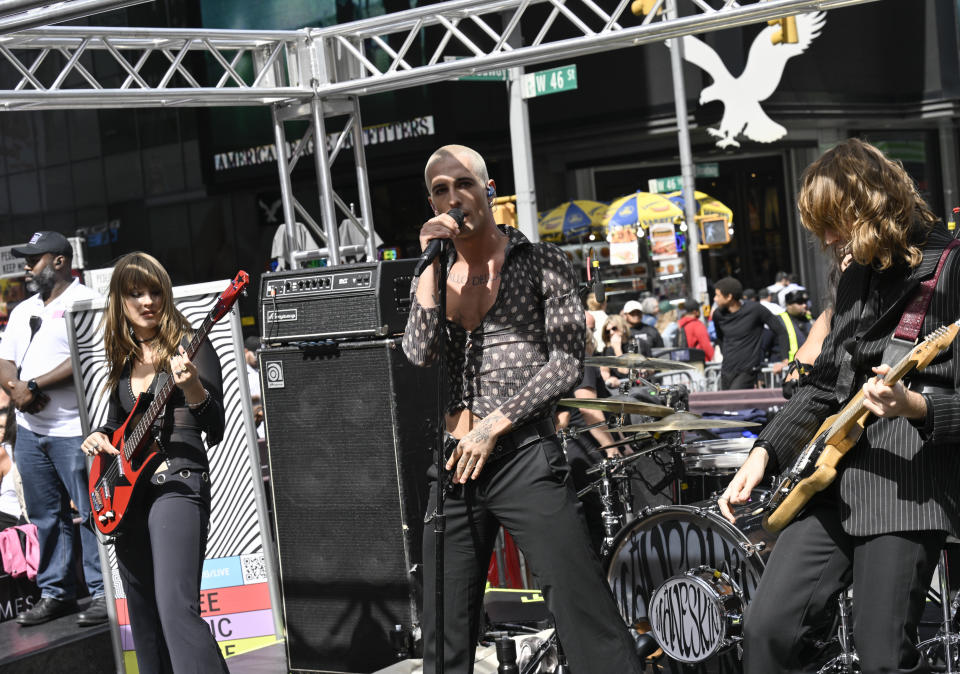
[88,271,249,536]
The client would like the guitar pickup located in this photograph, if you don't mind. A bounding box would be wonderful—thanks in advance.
[116,455,124,478]
[91,491,103,511]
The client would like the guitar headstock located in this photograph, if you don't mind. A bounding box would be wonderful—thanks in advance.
[913,319,960,370]
[211,271,250,321]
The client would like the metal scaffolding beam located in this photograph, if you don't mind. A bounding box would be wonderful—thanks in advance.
[0,0,880,109]
[0,0,152,36]
[0,0,883,267]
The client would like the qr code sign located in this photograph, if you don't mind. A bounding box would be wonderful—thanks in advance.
[241,552,267,584]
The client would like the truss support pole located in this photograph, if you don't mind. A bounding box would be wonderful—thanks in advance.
[349,96,378,261]
[667,0,705,297]
[311,96,342,266]
[272,104,300,270]
[508,66,539,241]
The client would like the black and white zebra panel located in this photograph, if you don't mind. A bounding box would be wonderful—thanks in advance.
[66,279,282,668]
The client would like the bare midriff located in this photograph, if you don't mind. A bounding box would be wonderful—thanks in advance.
[445,409,483,440]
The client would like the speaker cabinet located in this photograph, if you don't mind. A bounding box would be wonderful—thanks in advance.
[260,339,437,673]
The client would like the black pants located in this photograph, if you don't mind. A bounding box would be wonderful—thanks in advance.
[744,503,944,674]
[114,470,229,674]
[422,436,643,674]
[721,368,757,390]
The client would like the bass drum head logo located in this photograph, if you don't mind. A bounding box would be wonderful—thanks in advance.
[264,361,285,389]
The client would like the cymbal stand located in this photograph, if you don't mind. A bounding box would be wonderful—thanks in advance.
[918,549,960,672]
[577,445,666,557]
[558,418,620,445]
[816,591,858,674]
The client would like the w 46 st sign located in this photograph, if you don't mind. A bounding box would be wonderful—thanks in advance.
[521,65,578,99]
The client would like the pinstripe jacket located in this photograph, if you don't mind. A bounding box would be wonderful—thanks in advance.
[757,223,960,537]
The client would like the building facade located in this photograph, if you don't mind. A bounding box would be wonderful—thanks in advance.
[0,0,954,322]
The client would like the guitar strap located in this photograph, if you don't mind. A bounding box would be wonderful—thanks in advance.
[834,240,959,403]
[880,239,960,371]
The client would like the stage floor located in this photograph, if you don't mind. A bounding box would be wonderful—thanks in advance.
[0,596,114,673]
[225,637,535,673]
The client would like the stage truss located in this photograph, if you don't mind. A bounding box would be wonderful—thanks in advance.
[0,0,881,263]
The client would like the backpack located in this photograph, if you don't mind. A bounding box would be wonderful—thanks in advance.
[676,320,689,348]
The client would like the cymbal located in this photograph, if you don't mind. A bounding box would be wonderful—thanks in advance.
[616,411,762,432]
[557,397,674,418]
[584,354,697,371]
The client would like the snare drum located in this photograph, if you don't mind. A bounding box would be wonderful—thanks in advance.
[682,437,755,476]
[607,489,775,665]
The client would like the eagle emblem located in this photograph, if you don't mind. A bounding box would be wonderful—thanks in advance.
[677,12,826,149]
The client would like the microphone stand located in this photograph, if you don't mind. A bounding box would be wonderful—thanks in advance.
[429,242,449,674]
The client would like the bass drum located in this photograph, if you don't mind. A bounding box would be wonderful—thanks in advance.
[607,490,775,673]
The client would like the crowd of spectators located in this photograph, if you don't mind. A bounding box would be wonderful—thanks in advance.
[586,269,814,392]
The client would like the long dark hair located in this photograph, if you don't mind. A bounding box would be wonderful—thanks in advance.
[0,406,15,449]
[102,252,192,393]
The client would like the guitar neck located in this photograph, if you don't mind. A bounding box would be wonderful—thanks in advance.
[123,315,214,460]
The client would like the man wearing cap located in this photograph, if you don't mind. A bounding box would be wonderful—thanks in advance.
[621,298,663,356]
[775,290,813,365]
[0,231,106,626]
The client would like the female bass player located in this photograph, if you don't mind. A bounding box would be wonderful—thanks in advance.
[82,252,229,674]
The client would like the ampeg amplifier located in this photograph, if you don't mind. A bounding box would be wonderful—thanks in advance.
[260,258,416,342]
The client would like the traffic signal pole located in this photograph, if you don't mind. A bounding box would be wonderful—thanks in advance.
[508,65,540,242]
[666,0,706,299]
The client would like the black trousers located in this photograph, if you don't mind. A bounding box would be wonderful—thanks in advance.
[422,436,643,674]
[114,470,229,674]
[744,502,945,674]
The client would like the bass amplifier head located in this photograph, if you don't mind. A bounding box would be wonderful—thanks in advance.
[260,259,416,343]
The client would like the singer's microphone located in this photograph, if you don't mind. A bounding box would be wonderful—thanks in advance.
[413,208,464,277]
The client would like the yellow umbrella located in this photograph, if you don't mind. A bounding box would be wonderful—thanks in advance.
[538,200,608,242]
[664,190,734,227]
[601,191,683,232]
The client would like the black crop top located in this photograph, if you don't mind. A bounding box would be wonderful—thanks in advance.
[95,338,225,472]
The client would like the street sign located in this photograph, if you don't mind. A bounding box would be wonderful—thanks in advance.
[459,70,509,82]
[648,175,683,193]
[443,56,509,81]
[647,161,720,194]
[696,162,719,178]
[521,64,578,99]
[648,163,721,193]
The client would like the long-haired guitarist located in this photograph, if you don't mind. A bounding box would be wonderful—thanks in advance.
[82,252,229,674]
[719,138,960,673]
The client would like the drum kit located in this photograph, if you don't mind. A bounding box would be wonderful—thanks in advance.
[556,354,772,670]
[553,353,960,672]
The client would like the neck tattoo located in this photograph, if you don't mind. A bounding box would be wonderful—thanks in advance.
[450,270,501,286]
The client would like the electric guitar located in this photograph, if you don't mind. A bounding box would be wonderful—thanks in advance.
[88,271,249,536]
[763,318,960,533]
